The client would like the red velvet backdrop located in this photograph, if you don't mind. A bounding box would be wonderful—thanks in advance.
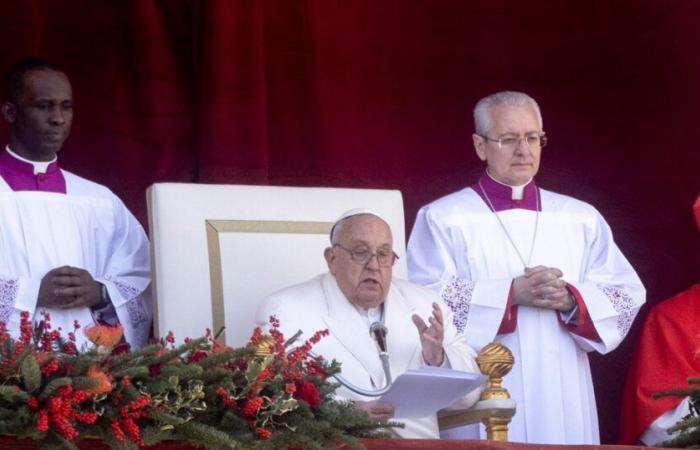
[1,0,699,444]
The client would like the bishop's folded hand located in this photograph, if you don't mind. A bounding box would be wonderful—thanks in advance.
[513,265,574,312]
[38,265,102,309]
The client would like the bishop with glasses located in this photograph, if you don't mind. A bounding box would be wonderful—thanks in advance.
[407,91,645,444]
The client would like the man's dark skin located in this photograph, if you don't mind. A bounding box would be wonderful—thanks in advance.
[1,67,102,309]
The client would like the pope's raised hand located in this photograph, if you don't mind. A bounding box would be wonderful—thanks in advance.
[411,302,445,366]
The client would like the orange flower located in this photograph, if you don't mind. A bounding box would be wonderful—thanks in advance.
[84,324,124,347]
[87,366,113,394]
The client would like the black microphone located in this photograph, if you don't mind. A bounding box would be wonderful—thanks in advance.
[369,322,388,353]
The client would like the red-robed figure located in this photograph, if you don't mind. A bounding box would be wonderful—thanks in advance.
[619,195,700,445]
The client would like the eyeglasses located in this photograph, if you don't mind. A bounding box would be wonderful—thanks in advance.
[333,244,399,267]
[479,133,547,151]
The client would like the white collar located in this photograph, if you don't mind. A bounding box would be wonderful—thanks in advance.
[486,170,532,200]
[5,145,56,175]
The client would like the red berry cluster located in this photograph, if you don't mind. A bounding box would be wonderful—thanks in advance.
[257,367,272,381]
[62,341,78,355]
[294,380,321,408]
[255,427,272,439]
[40,359,59,377]
[186,350,208,363]
[240,397,264,418]
[110,393,151,446]
[287,329,329,366]
[32,385,97,440]
[39,328,61,352]
[247,326,263,346]
[33,311,80,355]
[216,386,236,407]
[305,355,328,379]
[19,311,32,345]
[26,396,39,409]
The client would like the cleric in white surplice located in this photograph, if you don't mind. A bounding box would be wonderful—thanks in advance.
[0,58,151,348]
[407,91,645,444]
[256,209,482,438]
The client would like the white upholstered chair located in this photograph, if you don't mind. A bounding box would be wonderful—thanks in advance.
[147,183,407,347]
[146,183,514,440]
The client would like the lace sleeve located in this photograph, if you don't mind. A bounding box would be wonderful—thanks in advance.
[0,277,19,324]
[597,284,635,337]
[440,276,475,333]
[112,279,150,327]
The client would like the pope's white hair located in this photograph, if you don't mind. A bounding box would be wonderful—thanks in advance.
[473,91,543,136]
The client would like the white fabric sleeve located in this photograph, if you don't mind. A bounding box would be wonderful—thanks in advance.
[566,210,645,354]
[98,196,152,348]
[439,354,452,369]
[640,398,689,446]
[407,207,510,350]
[437,296,483,409]
[407,207,462,293]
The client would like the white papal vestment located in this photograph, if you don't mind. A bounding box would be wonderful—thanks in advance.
[407,186,645,444]
[0,171,152,348]
[256,273,482,439]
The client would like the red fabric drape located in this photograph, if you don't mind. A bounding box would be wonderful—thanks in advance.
[618,284,700,444]
[195,0,270,183]
[1,1,700,443]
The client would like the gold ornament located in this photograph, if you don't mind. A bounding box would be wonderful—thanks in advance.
[254,335,275,356]
[476,341,515,401]
[476,342,515,441]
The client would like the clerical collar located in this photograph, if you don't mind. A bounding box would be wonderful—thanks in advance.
[5,145,57,175]
[0,146,66,193]
[353,304,383,328]
[472,171,539,212]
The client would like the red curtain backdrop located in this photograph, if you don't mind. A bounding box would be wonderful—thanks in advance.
[1,0,699,443]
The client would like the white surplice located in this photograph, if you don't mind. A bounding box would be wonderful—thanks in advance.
[407,186,645,444]
[256,273,482,439]
[0,171,152,348]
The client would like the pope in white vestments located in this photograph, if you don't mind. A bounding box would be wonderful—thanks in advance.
[0,58,152,348]
[407,91,645,444]
[257,210,482,439]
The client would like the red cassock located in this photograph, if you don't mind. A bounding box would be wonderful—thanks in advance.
[619,283,700,444]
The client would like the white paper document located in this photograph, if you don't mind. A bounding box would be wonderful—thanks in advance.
[378,366,485,418]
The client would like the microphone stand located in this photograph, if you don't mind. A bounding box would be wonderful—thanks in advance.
[328,322,393,397]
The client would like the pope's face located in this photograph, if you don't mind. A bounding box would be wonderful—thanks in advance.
[1,69,73,161]
[473,104,542,186]
[324,215,393,309]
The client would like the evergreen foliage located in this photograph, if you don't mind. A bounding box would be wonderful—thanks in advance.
[656,378,700,447]
[0,312,394,449]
